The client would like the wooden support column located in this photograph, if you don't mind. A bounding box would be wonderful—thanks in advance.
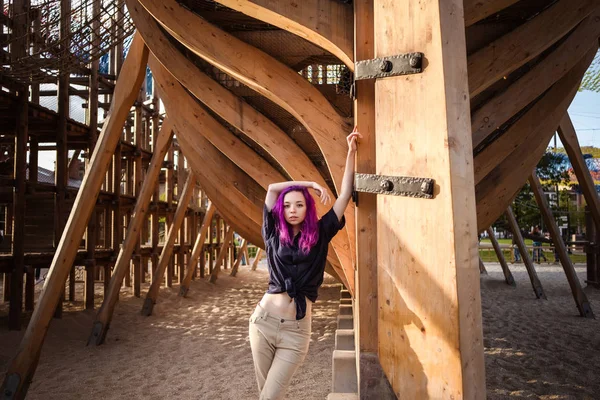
[505,206,546,299]
[84,212,97,310]
[585,207,600,287]
[112,141,122,283]
[373,0,485,397]
[486,227,516,286]
[89,119,173,345]
[208,216,215,273]
[230,239,247,277]
[0,34,149,399]
[133,87,144,297]
[559,113,600,229]
[353,1,387,396]
[251,249,262,271]
[165,144,174,288]
[85,0,101,311]
[180,202,215,296]
[529,173,594,318]
[141,173,196,316]
[53,0,71,318]
[478,257,488,275]
[209,226,234,284]
[8,0,29,330]
[25,141,37,312]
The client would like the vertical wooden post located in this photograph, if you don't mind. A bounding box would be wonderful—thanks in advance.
[84,212,97,310]
[374,0,485,397]
[559,114,600,229]
[112,141,122,278]
[505,206,546,299]
[180,203,216,296]
[478,257,488,275]
[141,173,196,316]
[25,141,37,311]
[133,87,144,297]
[230,238,247,277]
[353,1,389,396]
[208,217,215,273]
[250,248,262,271]
[486,227,516,286]
[585,207,599,287]
[0,35,149,399]
[9,0,29,330]
[53,0,71,319]
[165,144,174,287]
[84,0,101,311]
[89,120,173,345]
[529,173,594,317]
[209,226,234,283]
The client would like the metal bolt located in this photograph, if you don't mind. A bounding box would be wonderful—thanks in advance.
[420,181,432,194]
[409,56,420,68]
[379,60,393,73]
[380,180,393,191]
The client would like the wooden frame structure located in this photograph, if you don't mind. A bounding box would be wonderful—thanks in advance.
[1,0,599,398]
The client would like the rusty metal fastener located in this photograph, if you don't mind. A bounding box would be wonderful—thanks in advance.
[409,56,420,68]
[380,180,393,191]
[379,60,393,73]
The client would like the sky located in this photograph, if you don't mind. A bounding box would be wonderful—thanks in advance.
[563,90,600,148]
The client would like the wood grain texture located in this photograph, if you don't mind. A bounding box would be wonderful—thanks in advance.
[212,0,353,69]
[374,0,484,397]
[467,0,596,97]
[0,33,149,398]
[475,47,596,231]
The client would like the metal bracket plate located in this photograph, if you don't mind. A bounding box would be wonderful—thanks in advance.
[355,53,423,81]
[354,173,434,199]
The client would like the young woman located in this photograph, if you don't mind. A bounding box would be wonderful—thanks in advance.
[248,128,361,399]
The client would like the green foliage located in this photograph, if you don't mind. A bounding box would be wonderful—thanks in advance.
[553,146,600,158]
[494,151,572,232]
[580,50,600,92]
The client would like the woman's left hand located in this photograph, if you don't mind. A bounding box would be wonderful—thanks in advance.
[347,126,363,152]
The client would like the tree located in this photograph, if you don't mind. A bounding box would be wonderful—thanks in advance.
[495,151,571,232]
[580,50,600,92]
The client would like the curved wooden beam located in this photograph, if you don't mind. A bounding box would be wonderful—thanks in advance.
[135,0,357,279]
[473,45,598,186]
[150,56,351,289]
[135,0,349,192]
[149,59,284,190]
[212,0,353,69]
[467,0,596,98]
[463,0,520,27]
[176,129,264,246]
[472,11,600,147]
[0,33,149,399]
[475,47,596,231]
[129,3,355,291]
[176,130,349,287]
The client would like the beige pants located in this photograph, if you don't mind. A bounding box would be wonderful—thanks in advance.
[249,304,312,400]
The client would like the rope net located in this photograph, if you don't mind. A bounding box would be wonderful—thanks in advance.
[2,0,135,83]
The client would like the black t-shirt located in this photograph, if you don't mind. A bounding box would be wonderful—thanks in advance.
[262,205,346,320]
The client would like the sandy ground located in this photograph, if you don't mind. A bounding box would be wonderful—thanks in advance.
[0,263,341,399]
[1,262,600,399]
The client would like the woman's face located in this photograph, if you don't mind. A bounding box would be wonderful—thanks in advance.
[283,191,307,227]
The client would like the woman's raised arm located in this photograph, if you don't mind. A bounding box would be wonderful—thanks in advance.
[265,181,331,211]
[332,127,362,220]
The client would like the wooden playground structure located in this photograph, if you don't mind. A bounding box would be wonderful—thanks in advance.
[1,0,600,398]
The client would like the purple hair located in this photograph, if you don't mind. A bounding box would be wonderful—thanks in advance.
[271,186,319,253]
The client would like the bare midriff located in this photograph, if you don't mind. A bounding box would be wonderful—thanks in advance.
[259,292,313,320]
